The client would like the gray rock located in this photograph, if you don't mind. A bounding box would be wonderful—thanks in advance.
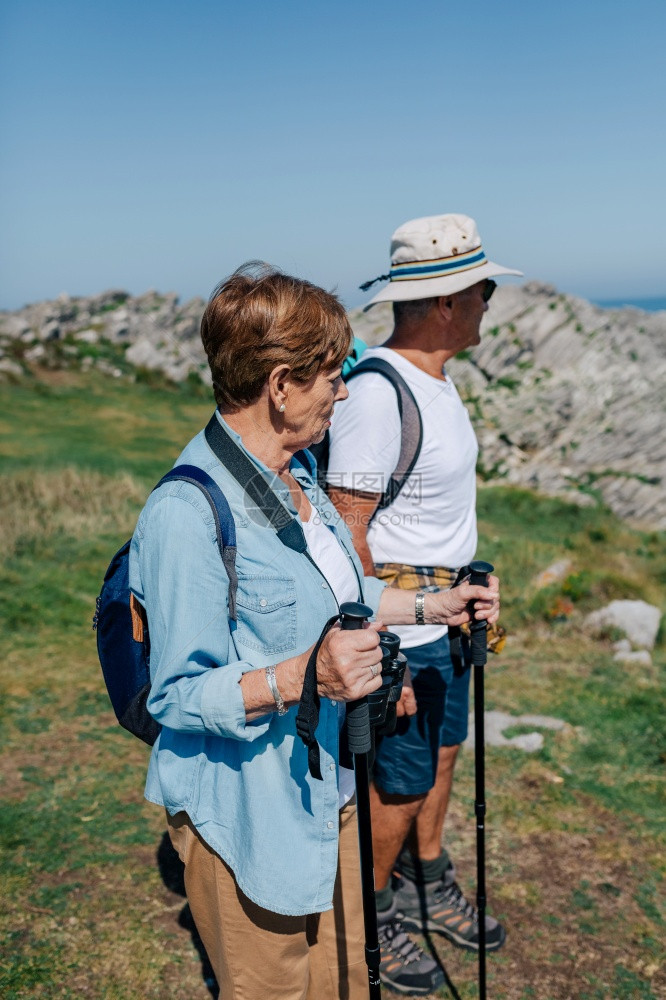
[613,648,652,665]
[41,321,61,341]
[73,329,99,344]
[465,710,567,752]
[95,359,123,378]
[0,314,32,338]
[125,336,159,369]
[585,599,661,649]
[0,358,24,377]
[24,344,46,362]
[612,638,632,654]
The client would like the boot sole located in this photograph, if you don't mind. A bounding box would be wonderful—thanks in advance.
[400,914,507,953]
[379,971,445,996]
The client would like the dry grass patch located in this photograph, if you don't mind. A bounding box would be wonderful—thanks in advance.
[1,467,144,558]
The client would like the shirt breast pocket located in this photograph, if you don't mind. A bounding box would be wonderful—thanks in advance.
[234,575,297,654]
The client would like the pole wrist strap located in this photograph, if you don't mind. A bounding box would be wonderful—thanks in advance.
[295,614,340,780]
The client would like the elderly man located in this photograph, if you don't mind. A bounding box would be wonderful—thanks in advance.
[326,214,521,996]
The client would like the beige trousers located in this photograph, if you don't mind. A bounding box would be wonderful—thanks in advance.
[167,801,368,1000]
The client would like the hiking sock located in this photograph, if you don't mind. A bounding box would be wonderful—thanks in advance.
[375,884,394,914]
[398,847,451,884]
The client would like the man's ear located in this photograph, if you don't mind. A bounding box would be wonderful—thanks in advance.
[436,295,454,320]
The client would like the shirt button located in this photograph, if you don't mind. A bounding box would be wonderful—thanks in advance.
[259,598,267,607]
[321,582,328,589]
[329,763,335,771]
[327,821,334,829]
[330,700,337,706]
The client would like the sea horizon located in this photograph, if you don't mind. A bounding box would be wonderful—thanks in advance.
[594,295,666,313]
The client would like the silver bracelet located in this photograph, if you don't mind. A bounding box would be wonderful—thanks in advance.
[265,664,287,715]
[415,591,426,625]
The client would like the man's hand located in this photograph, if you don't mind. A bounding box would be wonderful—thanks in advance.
[395,664,417,718]
[428,575,500,627]
[377,575,500,627]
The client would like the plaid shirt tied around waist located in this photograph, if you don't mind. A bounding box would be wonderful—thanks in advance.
[374,562,506,655]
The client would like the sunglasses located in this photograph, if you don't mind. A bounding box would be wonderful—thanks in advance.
[482,279,497,303]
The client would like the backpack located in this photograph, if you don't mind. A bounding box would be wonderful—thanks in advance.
[341,336,367,377]
[93,464,238,746]
[312,354,423,513]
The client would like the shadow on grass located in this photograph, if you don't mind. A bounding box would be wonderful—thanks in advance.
[421,927,464,1000]
[156,832,219,999]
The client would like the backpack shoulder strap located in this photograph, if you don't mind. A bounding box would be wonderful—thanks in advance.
[204,414,309,556]
[155,463,239,620]
[345,357,423,510]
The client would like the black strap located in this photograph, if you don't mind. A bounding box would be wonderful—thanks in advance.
[204,414,309,554]
[359,272,391,291]
[204,412,356,776]
[345,357,424,512]
[448,565,472,677]
[295,614,340,779]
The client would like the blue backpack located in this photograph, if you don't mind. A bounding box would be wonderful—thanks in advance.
[93,464,238,746]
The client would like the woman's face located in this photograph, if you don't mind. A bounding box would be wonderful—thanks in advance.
[284,364,348,448]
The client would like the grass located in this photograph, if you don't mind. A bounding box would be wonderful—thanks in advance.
[1,370,664,998]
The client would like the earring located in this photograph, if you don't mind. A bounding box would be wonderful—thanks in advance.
[278,403,285,412]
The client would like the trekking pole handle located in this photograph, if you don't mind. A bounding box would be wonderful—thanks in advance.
[340,601,374,755]
[469,560,494,667]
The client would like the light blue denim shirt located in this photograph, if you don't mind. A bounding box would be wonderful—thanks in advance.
[128,411,386,916]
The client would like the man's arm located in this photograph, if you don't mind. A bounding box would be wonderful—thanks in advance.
[327,484,418,718]
[326,486,381,577]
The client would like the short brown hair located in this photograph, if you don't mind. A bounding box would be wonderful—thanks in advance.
[392,297,437,325]
[201,262,353,410]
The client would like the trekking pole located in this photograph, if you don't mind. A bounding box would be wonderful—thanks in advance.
[468,560,494,1000]
[340,601,382,1000]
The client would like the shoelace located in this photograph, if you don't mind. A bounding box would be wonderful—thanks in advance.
[378,916,427,967]
[432,880,478,925]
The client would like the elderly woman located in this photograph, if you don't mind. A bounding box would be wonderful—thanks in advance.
[129,263,499,1000]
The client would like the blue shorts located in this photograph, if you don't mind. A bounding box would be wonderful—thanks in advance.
[372,633,470,797]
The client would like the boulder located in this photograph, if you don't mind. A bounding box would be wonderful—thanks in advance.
[0,358,24,378]
[465,710,568,752]
[613,648,652,665]
[585,600,661,649]
[73,329,99,344]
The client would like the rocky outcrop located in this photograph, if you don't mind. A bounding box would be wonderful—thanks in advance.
[2,281,665,528]
[350,283,666,529]
[0,289,210,385]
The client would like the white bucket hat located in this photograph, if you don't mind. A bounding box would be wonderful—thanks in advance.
[361,213,522,309]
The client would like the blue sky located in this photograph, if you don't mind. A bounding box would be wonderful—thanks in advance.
[1,0,664,311]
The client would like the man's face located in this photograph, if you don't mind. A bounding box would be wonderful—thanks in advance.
[448,279,491,353]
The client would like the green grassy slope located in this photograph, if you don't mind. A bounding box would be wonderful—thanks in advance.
[1,373,664,999]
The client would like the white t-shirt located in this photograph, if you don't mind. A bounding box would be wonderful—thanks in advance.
[301,509,358,808]
[327,346,478,648]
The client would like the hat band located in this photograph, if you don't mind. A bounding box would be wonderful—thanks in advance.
[389,247,487,282]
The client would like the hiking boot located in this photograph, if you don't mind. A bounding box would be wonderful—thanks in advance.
[377,900,445,996]
[394,863,506,953]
